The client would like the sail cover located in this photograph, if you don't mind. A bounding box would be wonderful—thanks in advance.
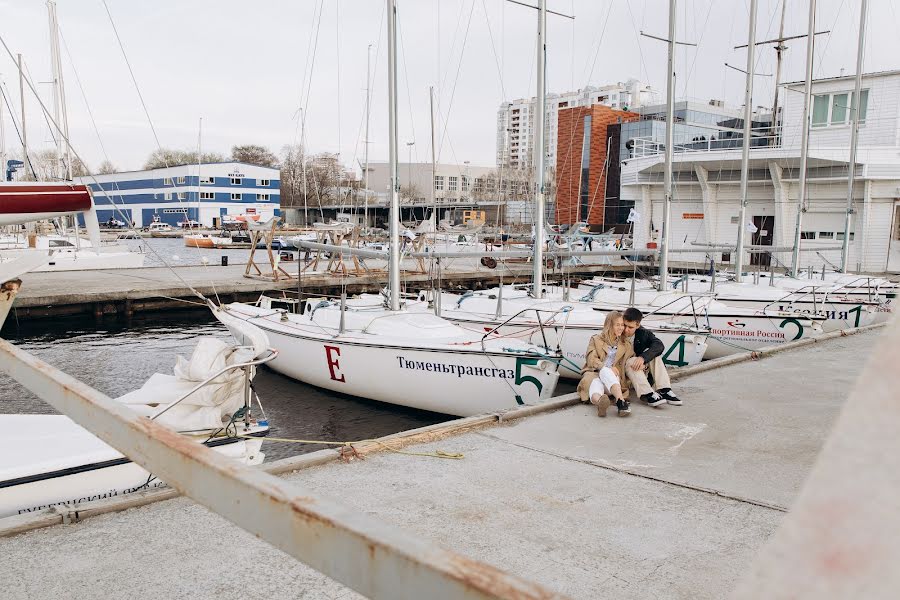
[0,183,93,226]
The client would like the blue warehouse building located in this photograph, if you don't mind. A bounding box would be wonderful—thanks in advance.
[75,162,281,227]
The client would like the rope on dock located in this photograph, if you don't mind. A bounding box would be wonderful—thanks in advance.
[237,433,464,460]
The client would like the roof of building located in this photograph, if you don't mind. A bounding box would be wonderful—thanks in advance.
[78,161,280,178]
[782,69,900,87]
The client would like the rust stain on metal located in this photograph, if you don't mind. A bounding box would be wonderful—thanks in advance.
[1,278,22,294]
[443,552,567,600]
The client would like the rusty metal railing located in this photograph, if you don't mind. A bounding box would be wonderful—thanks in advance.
[0,338,565,600]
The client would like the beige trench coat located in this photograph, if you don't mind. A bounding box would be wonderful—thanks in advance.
[577,333,635,402]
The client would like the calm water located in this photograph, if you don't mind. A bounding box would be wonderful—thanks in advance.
[0,313,449,461]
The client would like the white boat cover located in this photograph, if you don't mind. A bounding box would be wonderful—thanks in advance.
[116,337,247,431]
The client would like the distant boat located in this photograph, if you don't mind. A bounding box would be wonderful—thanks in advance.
[0,183,145,271]
[185,233,231,249]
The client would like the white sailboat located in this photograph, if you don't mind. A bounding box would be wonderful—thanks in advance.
[580,275,880,333]
[0,183,144,271]
[0,191,272,518]
[406,288,708,377]
[217,0,561,417]
[0,309,273,519]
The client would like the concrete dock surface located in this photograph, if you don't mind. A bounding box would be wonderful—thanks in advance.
[0,329,879,599]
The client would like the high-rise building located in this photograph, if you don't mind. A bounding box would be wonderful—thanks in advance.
[496,79,659,173]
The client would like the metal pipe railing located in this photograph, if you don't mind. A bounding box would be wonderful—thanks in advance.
[0,338,563,600]
[150,348,278,421]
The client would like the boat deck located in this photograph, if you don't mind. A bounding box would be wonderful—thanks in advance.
[0,327,880,599]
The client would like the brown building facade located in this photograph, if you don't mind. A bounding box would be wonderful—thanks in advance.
[555,104,639,226]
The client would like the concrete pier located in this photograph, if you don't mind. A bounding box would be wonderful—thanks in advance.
[7,258,628,322]
[0,327,881,599]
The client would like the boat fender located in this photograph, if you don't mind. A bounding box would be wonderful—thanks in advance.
[456,290,474,308]
[309,300,332,318]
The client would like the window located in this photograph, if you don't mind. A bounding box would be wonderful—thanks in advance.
[177,192,187,200]
[230,177,242,185]
[231,193,242,200]
[434,175,444,191]
[259,179,270,186]
[819,231,834,239]
[812,90,869,127]
[831,93,849,125]
[800,231,816,240]
[448,176,458,192]
[163,208,187,214]
[200,192,215,200]
[258,193,270,201]
[176,176,186,185]
[200,176,215,184]
[836,232,855,241]
[461,176,470,192]
[163,177,173,186]
[164,192,172,201]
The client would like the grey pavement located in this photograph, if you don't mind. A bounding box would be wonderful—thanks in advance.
[0,329,880,600]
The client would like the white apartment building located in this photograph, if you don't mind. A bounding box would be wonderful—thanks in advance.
[620,70,900,274]
[496,79,659,172]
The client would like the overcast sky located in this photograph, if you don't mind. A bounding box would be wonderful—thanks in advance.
[0,0,896,174]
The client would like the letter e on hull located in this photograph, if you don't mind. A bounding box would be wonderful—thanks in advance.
[324,345,346,383]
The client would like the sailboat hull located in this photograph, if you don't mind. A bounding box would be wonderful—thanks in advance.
[221,306,560,417]
[0,415,266,519]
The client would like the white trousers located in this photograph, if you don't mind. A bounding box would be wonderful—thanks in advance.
[588,367,621,398]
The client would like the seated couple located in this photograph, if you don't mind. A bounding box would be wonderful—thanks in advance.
[577,307,682,417]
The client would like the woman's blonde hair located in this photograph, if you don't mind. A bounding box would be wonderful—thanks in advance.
[600,311,625,346]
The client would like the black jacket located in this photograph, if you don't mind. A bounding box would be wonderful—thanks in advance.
[632,327,664,363]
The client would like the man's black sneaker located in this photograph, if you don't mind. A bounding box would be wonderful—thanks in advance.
[659,388,682,406]
[641,392,666,407]
[616,399,631,416]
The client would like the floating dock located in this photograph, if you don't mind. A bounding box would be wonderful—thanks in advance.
[0,327,882,599]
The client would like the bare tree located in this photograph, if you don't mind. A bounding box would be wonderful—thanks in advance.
[231,144,277,167]
[399,183,422,202]
[97,160,118,174]
[278,144,305,209]
[143,148,225,169]
[71,157,90,178]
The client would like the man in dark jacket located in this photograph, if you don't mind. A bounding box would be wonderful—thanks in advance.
[622,307,682,407]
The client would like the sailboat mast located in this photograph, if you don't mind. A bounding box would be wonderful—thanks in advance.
[771,0,787,128]
[387,0,400,310]
[532,0,547,299]
[841,0,868,273]
[18,53,29,180]
[197,117,202,225]
[48,1,71,180]
[430,85,437,224]
[0,79,6,178]
[363,44,372,231]
[734,0,758,282]
[790,0,816,278]
[657,0,677,292]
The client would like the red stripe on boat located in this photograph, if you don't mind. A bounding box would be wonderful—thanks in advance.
[0,184,92,214]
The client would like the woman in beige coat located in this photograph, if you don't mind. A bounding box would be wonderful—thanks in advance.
[577,311,635,417]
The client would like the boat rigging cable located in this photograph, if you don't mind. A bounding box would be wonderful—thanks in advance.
[0,32,209,302]
[100,0,226,301]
